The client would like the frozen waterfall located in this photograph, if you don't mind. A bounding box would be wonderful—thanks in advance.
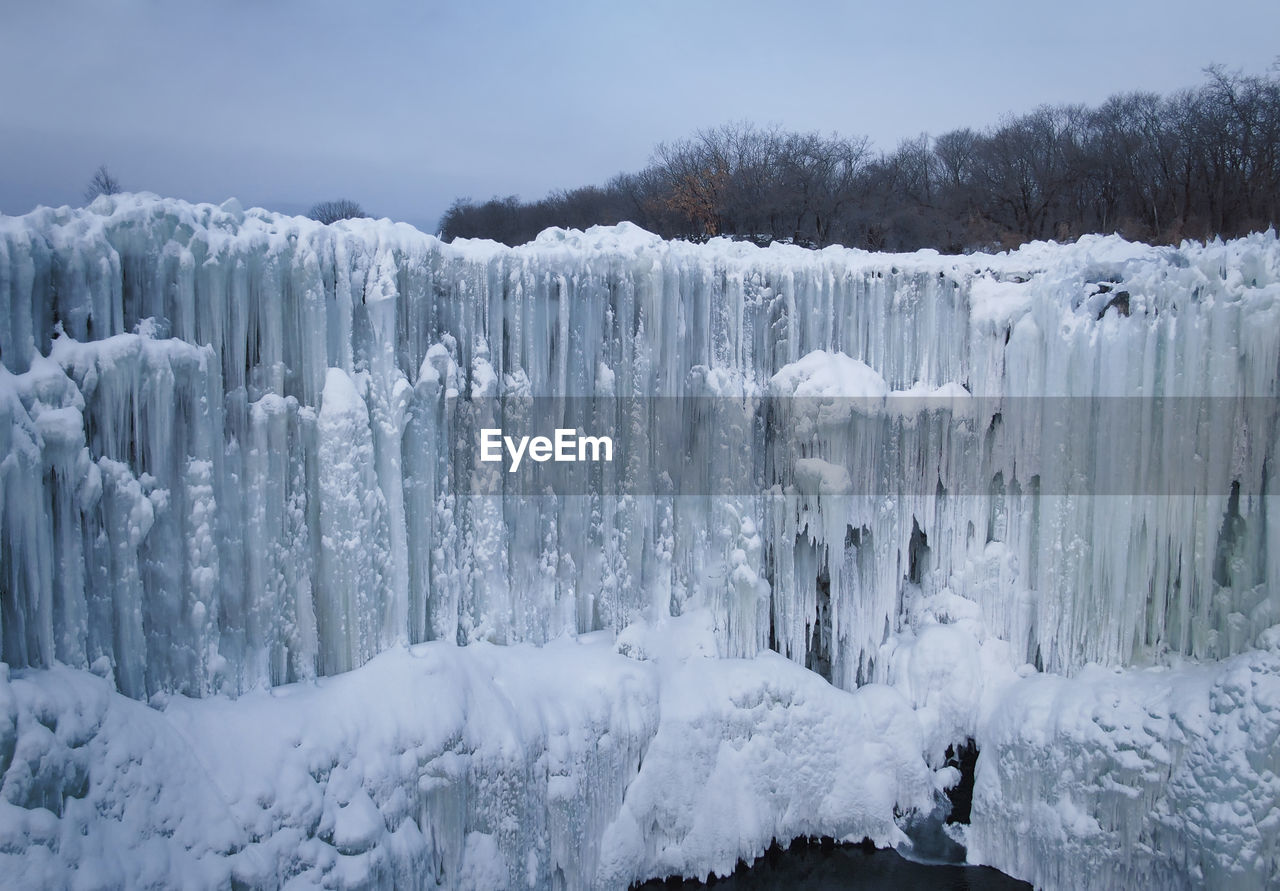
[3,195,1280,889]
[2,194,1279,699]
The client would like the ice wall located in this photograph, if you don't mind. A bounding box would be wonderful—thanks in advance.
[2,194,1278,697]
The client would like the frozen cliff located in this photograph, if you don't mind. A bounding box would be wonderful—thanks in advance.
[3,194,1277,695]
[1,194,1279,888]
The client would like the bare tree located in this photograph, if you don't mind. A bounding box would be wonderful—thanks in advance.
[437,65,1280,251]
[307,199,368,224]
[84,164,121,203]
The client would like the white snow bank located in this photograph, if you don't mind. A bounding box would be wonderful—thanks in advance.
[4,617,1276,890]
[0,615,938,890]
[967,634,1280,890]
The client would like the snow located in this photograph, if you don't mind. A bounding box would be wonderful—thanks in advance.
[0,615,939,889]
[2,194,1280,888]
[966,639,1280,889]
[768,349,889,401]
[1,617,1275,888]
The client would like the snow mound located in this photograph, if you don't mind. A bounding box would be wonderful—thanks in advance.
[769,350,889,402]
[0,620,937,890]
[968,640,1280,889]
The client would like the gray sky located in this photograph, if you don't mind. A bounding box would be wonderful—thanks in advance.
[2,0,1277,233]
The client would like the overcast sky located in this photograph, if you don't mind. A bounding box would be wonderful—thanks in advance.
[2,0,1277,232]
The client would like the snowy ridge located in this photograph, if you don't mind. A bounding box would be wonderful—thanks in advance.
[2,194,1279,697]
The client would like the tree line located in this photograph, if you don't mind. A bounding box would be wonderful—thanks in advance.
[440,66,1280,252]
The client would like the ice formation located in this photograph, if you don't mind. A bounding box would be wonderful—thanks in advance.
[0,613,938,889]
[967,630,1280,890]
[1,615,1275,888]
[2,195,1279,887]
[4,195,1277,693]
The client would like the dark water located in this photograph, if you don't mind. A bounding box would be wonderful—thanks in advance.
[634,838,1031,890]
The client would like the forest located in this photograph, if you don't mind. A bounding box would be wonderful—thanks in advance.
[439,66,1280,251]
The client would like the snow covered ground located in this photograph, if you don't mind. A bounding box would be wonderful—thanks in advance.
[2,196,1279,887]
